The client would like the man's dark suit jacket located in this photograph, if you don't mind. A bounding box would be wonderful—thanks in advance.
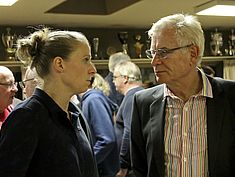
[131,76,235,177]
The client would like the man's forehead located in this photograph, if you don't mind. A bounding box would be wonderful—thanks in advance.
[0,66,12,73]
[0,67,13,78]
[113,70,120,75]
[0,72,14,82]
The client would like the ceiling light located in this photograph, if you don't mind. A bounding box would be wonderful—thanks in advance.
[0,0,18,6]
[195,0,235,16]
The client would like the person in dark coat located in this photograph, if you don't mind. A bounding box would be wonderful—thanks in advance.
[0,28,99,177]
[113,61,144,177]
[131,13,235,177]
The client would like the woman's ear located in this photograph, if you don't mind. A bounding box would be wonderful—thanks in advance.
[52,56,64,73]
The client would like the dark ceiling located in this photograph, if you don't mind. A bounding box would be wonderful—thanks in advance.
[46,0,141,15]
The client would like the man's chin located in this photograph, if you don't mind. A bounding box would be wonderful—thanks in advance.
[156,77,165,84]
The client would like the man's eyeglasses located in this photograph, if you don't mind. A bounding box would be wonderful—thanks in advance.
[19,78,34,89]
[0,82,18,89]
[145,44,192,59]
[113,75,137,80]
[113,75,124,80]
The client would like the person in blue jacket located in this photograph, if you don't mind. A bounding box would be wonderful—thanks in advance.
[81,73,119,177]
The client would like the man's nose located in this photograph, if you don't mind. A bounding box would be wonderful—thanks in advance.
[12,84,18,92]
[151,56,162,66]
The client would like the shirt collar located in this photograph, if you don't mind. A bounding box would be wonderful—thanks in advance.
[33,88,80,119]
[199,68,213,98]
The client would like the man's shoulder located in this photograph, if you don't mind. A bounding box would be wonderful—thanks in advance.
[209,77,235,91]
[134,84,164,103]
[135,84,164,96]
[211,76,235,83]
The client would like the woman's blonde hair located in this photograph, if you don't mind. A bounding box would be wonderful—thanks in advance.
[16,27,89,78]
[92,73,110,96]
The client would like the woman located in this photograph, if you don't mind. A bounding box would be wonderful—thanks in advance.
[0,28,98,177]
[81,73,119,177]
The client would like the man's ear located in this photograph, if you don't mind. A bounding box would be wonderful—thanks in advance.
[190,45,199,64]
[123,75,129,84]
[32,79,38,85]
[52,56,64,73]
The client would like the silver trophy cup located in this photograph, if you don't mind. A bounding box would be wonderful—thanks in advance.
[210,28,223,56]
[2,27,17,61]
[228,29,235,56]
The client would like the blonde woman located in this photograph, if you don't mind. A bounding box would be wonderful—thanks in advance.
[0,28,98,177]
[81,73,119,177]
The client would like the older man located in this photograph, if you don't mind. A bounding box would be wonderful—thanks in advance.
[0,66,18,129]
[113,61,144,177]
[131,13,235,177]
[105,52,131,107]
[19,66,44,99]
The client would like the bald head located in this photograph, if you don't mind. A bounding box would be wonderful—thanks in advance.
[0,66,14,82]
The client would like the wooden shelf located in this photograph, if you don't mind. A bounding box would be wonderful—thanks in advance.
[92,59,151,69]
[93,56,235,69]
[202,56,235,62]
[0,60,25,72]
[1,56,235,70]
[0,60,23,67]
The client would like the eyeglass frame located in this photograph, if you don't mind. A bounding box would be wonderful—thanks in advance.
[0,82,18,89]
[113,75,125,80]
[113,74,137,80]
[145,44,193,59]
[18,78,34,89]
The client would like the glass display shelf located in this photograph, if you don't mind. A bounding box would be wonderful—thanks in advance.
[0,60,23,67]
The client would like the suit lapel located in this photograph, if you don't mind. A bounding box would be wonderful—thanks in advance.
[207,78,224,173]
[150,88,166,177]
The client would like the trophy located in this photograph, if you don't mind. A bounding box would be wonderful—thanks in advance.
[2,27,17,60]
[145,38,151,51]
[210,28,223,56]
[92,37,99,59]
[117,32,128,54]
[228,29,235,56]
[133,34,144,58]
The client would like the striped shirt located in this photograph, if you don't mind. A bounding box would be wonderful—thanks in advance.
[164,70,213,177]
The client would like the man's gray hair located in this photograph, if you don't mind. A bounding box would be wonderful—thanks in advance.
[148,13,205,65]
[108,52,131,72]
[114,61,142,83]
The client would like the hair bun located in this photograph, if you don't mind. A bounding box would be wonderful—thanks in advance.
[29,35,41,57]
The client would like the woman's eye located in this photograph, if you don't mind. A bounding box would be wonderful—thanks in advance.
[83,57,91,63]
